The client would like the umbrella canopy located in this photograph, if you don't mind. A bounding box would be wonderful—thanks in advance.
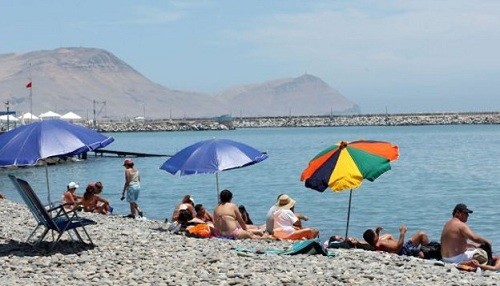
[18,112,40,122]
[300,140,399,239]
[160,138,268,198]
[0,119,114,204]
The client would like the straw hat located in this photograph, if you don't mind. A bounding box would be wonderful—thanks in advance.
[275,194,296,210]
[473,249,488,265]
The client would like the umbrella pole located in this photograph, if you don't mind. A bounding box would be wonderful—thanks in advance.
[216,173,220,203]
[44,161,52,208]
[345,189,353,241]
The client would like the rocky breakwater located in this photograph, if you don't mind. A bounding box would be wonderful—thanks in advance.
[1,199,498,285]
[96,119,232,132]
[94,112,500,132]
[234,112,500,128]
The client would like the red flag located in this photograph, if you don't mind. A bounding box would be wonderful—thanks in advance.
[26,81,32,88]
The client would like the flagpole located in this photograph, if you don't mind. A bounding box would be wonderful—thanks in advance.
[28,62,32,122]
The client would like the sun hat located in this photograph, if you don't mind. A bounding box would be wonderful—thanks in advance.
[275,194,296,210]
[68,182,79,189]
[473,248,488,265]
[123,158,134,166]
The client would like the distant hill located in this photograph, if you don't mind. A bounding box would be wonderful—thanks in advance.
[0,47,359,119]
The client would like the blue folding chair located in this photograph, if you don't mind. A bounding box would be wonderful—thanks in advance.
[8,174,97,248]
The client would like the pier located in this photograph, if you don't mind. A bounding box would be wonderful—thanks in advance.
[90,149,171,158]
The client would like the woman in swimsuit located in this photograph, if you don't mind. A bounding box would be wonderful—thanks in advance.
[213,189,259,239]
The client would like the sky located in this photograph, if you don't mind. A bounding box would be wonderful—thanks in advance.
[1,0,500,114]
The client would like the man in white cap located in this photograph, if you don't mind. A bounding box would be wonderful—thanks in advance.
[272,194,319,240]
[62,181,81,210]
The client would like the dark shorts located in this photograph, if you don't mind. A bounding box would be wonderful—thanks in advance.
[399,240,421,257]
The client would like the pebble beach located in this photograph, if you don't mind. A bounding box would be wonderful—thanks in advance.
[0,199,498,285]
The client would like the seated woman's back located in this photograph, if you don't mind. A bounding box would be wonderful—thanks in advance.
[214,202,241,234]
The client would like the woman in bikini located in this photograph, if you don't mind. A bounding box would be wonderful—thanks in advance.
[213,189,261,239]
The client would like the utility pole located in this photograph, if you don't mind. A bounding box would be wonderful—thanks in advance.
[4,101,9,130]
[93,100,106,128]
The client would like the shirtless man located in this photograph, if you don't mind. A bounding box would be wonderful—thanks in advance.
[440,203,490,264]
[213,189,258,239]
[363,225,430,258]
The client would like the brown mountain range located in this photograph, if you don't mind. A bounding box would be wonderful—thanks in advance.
[0,47,359,119]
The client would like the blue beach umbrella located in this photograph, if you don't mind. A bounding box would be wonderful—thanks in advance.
[0,119,114,205]
[160,138,268,199]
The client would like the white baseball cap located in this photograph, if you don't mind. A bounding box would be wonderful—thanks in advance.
[68,182,79,189]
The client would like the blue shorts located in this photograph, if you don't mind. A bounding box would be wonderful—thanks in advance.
[126,184,140,203]
[399,240,421,257]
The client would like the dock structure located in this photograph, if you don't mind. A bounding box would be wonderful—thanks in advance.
[90,149,171,158]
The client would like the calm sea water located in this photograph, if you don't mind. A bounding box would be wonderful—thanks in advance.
[1,125,499,252]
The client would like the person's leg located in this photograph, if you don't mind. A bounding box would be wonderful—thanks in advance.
[410,231,429,246]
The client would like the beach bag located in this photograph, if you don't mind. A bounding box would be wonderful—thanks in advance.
[187,223,211,238]
[420,241,441,260]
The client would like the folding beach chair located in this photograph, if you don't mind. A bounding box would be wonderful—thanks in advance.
[8,174,97,248]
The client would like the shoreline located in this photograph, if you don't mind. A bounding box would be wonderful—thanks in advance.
[1,199,498,285]
[94,112,500,132]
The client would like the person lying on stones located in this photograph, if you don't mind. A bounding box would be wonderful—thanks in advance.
[363,225,430,258]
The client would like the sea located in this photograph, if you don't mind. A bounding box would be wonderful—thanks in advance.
[1,125,499,253]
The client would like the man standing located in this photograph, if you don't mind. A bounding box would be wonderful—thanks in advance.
[440,203,490,264]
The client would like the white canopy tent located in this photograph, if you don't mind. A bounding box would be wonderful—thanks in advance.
[39,111,62,120]
[18,112,40,121]
[61,112,83,121]
[0,114,19,122]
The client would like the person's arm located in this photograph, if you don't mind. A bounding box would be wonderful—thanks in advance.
[396,225,407,251]
[121,170,130,199]
[461,224,490,245]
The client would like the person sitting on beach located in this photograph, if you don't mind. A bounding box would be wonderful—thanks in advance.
[61,181,82,211]
[194,203,214,223]
[81,183,111,214]
[272,194,319,240]
[94,181,113,214]
[440,203,491,264]
[362,225,430,258]
[171,195,196,222]
[238,205,253,225]
[213,189,262,239]
[265,194,284,235]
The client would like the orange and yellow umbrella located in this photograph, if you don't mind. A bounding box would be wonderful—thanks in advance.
[300,140,399,241]
[301,140,399,192]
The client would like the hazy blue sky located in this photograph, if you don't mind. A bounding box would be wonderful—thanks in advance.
[2,0,500,113]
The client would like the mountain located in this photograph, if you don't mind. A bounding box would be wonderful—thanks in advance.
[216,74,359,117]
[0,47,359,119]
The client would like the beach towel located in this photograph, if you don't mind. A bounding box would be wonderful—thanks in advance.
[235,239,334,256]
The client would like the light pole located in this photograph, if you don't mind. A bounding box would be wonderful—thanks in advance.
[4,100,9,130]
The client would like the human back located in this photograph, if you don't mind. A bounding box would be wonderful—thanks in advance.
[441,217,469,258]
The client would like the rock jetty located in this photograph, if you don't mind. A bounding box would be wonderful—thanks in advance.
[95,112,500,132]
[0,199,498,285]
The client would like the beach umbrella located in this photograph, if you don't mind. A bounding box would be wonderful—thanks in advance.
[160,138,268,200]
[0,119,114,205]
[300,140,399,239]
